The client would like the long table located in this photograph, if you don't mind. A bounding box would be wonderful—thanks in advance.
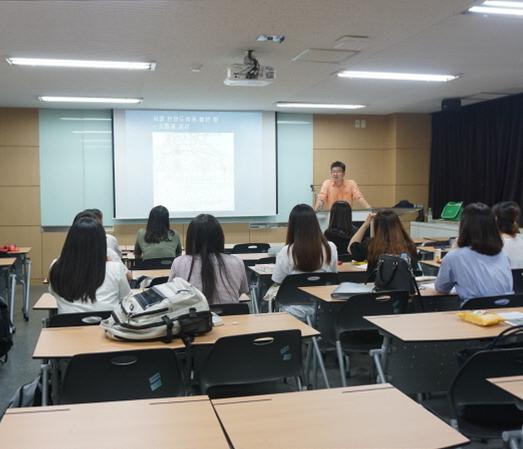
[0,396,229,449]
[213,384,469,449]
[365,307,523,395]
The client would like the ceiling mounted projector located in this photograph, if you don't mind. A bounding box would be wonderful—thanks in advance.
[224,50,275,87]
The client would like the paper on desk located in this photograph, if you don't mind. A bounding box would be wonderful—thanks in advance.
[418,283,457,295]
[253,264,274,274]
[497,311,523,326]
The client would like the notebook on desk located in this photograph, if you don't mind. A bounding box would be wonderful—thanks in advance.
[331,282,374,299]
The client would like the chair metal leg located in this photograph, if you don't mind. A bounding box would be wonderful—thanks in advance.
[23,259,31,320]
[370,335,390,384]
[311,336,330,389]
[249,283,259,314]
[336,340,346,387]
[503,428,523,449]
[41,362,49,406]
[296,376,303,391]
[8,273,16,333]
[303,341,312,386]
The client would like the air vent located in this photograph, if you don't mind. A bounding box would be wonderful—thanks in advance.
[292,48,357,64]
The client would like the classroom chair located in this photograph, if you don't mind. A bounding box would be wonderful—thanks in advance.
[209,302,250,316]
[449,346,523,441]
[460,293,523,310]
[59,348,185,404]
[47,311,112,327]
[337,270,369,284]
[199,330,303,399]
[513,269,523,294]
[132,257,174,270]
[334,290,409,387]
[231,243,270,254]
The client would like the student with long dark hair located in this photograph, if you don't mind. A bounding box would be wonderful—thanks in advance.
[168,214,248,304]
[324,200,358,257]
[272,204,337,284]
[49,217,130,314]
[134,205,182,260]
[493,201,523,268]
[85,208,121,258]
[435,202,513,302]
[349,209,417,274]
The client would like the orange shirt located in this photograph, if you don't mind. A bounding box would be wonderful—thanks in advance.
[318,179,364,210]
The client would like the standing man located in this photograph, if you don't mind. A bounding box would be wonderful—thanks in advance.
[314,161,371,211]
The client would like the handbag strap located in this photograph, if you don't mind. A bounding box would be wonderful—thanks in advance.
[377,258,399,287]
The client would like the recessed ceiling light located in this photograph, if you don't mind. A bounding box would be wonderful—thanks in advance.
[38,96,143,104]
[6,57,156,70]
[469,1,523,16]
[276,102,366,110]
[337,70,459,82]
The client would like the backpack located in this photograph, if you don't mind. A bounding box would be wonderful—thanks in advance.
[7,374,46,408]
[0,297,13,362]
[374,254,420,295]
[101,278,212,343]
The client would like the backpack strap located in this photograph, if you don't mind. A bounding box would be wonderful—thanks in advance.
[161,315,174,344]
[488,324,523,350]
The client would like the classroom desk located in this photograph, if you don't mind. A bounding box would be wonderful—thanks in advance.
[0,396,229,449]
[34,312,319,359]
[212,384,469,449]
[34,312,319,405]
[364,308,523,395]
[4,247,32,324]
[488,375,523,402]
[130,268,170,280]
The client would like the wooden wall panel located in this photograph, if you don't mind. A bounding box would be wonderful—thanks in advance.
[41,231,67,276]
[394,114,431,149]
[395,149,430,186]
[0,187,40,225]
[249,227,287,244]
[0,146,39,186]
[0,109,39,147]
[313,149,395,186]
[314,115,394,150]
[221,223,250,244]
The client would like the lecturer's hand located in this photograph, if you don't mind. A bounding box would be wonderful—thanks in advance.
[363,212,376,227]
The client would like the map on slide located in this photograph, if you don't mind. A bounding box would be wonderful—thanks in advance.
[152,132,235,212]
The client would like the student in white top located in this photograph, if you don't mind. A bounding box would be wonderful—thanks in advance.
[49,217,131,314]
[272,204,338,284]
[493,201,523,269]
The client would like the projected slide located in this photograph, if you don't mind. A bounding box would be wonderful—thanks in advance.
[113,110,276,219]
[152,132,235,211]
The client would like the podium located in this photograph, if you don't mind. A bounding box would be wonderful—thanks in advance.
[317,207,422,233]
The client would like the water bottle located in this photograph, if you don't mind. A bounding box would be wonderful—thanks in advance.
[427,208,433,222]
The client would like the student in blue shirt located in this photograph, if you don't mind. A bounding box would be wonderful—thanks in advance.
[435,202,513,303]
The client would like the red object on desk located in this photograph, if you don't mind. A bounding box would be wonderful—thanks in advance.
[0,244,17,253]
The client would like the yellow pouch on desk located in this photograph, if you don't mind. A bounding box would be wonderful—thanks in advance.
[457,310,504,327]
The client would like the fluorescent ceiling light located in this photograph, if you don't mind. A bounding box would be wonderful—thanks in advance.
[469,1,523,16]
[6,57,156,70]
[469,5,523,15]
[71,131,112,134]
[39,96,142,104]
[60,117,111,121]
[338,71,458,82]
[276,102,366,110]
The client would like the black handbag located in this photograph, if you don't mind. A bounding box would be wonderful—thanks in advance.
[373,254,419,295]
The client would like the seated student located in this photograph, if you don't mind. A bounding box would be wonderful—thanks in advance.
[168,214,248,304]
[493,201,523,269]
[135,205,182,261]
[273,204,338,283]
[324,200,358,258]
[349,209,418,276]
[49,217,131,314]
[86,208,121,258]
[435,202,513,303]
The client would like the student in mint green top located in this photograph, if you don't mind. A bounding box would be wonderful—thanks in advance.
[134,205,182,260]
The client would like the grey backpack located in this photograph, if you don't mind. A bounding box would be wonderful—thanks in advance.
[101,278,212,342]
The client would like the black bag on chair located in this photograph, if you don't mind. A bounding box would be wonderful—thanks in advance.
[0,297,13,362]
[374,254,419,295]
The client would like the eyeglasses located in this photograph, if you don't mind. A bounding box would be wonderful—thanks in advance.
[331,169,344,174]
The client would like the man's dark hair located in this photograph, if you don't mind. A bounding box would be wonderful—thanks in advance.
[458,202,503,256]
[330,161,346,172]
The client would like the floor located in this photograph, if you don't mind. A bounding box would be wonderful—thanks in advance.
[0,284,502,447]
